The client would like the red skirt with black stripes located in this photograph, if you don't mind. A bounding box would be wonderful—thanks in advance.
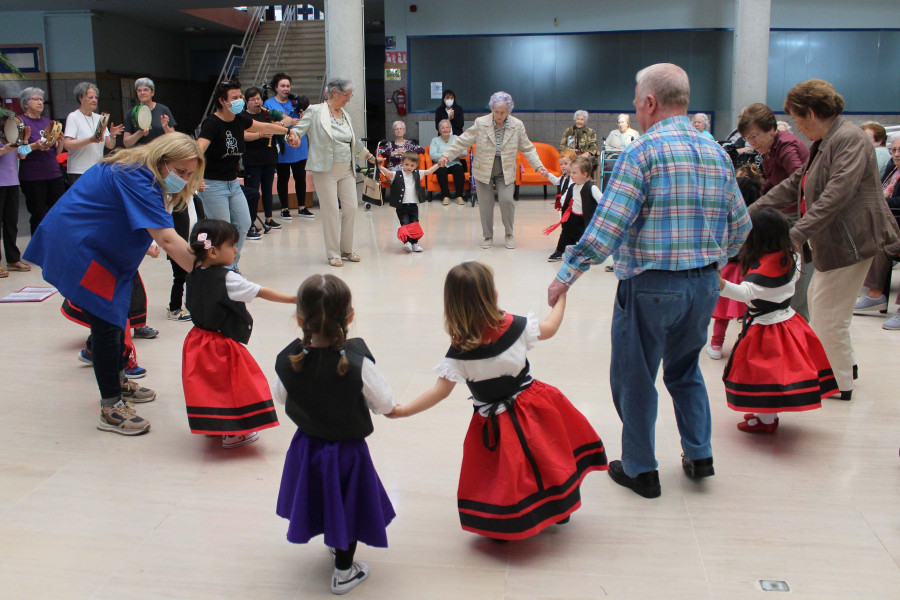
[723,314,836,413]
[457,380,607,540]
[182,327,279,435]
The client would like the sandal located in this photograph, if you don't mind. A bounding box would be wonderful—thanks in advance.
[0,268,7,278]
[340,252,361,262]
[328,257,344,267]
[6,261,31,272]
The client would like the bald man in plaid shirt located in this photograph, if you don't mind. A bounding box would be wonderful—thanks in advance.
[548,63,751,499]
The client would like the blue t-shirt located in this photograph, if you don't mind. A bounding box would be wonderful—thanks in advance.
[263,96,309,163]
[24,163,174,327]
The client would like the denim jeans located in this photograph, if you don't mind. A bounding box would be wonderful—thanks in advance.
[82,308,126,406]
[609,266,720,477]
[197,179,251,266]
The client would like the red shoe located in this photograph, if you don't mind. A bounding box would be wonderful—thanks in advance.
[737,417,779,434]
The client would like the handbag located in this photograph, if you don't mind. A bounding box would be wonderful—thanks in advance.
[362,169,383,206]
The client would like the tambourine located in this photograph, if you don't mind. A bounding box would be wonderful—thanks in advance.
[131,105,152,130]
[1,116,27,146]
[94,112,110,140]
[39,120,62,147]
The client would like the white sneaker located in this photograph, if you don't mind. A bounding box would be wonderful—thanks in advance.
[705,345,723,360]
[505,235,516,249]
[403,242,413,253]
[481,237,493,249]
[412,243,424,252]
[883,310,900,330]
[331,561,369,595]
[222,431,259,449]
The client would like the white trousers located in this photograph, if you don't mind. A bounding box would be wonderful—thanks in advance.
[311,162,358,260]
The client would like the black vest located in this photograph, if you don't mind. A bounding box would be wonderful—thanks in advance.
[562,180,598,221]
[389,169,425,208]
[185,266,254,344]
[275,337,375,441]
[556,174,571,200]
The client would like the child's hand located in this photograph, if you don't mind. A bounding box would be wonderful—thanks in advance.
[146,243,160,259]
[385,405,405,418]
[718,275,726,290]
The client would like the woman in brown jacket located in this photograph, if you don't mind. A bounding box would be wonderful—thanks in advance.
[751,79,899,400]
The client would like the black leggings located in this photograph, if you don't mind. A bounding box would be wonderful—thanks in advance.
[276,159,307,211]
[20,177,66,235]
[0,185,22,264]
[244,163,276,219]
[82,308,126,404]
[334,541,357,570]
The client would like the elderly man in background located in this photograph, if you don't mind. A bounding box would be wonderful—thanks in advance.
[63,82,125,185]
[439,91,546,250]
[548,63,751,499]
[604,113,640,151]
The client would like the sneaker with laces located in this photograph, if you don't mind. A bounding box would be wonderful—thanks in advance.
[548,251,562,262]
[280,208,293,221]
[124,364,147,379]
[403,241,413,253]
[854,294,888,313]
[298,208,315,219]
[167,308,193,322]
[133,325,159,339]
[412,243,424,252]
[883,310,900,330]
[222,431,259,449]
[121,379,156,403]
[331,561,369,595]
[265,219,282,230]
[246,227,263,241]
[481,237,493,249]
[78,348,93,364]
[98,401,151,436]
[505,234,516,249]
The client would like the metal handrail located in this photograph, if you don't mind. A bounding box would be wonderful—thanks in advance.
[254,5,300,89]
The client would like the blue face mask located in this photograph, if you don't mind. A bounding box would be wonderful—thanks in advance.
[163,164,188,194]
[228,99,245,114]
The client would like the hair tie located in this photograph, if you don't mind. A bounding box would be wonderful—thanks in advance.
[301,348,309,355]
[197,232,211,250]
[339,349,346,356]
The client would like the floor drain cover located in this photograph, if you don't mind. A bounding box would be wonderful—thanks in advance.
[760,580,790,592]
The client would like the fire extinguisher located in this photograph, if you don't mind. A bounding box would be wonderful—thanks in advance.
[392,87,407,116]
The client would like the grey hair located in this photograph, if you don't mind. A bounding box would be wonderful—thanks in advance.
[573,110,589,121]
[488,91,514,112]
[438,119,451,129]
[392,120,406,130]
[134,77,155,92]
[617,113,630,123]
[692,113,710,127]
[776,120,792,132]
[74,82,99,103]
[326,78,353,96]
[19,87,44,109]
[635,63,690,108]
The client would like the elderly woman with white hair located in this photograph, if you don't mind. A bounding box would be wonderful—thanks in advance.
[438,91,546,249]
[604,113,641,151]
[17,87,66,235]
[559,110,598,160]
[63,82,126,185]
[379,120,422,172]
[691,113,715,140]
[290,77,377,267]
[123,77,177,147]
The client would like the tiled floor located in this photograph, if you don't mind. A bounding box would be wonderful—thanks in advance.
[2,194,899,599]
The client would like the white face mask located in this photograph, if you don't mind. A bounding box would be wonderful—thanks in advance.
[445,100,453,108]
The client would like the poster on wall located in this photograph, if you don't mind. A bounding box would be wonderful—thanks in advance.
[385,36,396,50]
[385,51,407,64]
[385,68,401,81]
[430,82,442,100]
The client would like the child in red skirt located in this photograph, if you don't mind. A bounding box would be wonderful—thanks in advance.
[719,208,837,433]
[182,219,295,448]
[387,261,607,540]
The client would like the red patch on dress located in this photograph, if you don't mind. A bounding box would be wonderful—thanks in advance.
[79,260,117,301]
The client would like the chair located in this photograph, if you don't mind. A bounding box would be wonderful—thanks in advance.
[515,142,560,199]
[423,144,470,201]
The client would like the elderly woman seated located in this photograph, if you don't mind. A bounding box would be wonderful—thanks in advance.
[379,120,422,172]
[604,113,640,152]
[559,110,598,161]
[691,113,715,140]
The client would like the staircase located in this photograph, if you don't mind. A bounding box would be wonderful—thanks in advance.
[238,20,327,101]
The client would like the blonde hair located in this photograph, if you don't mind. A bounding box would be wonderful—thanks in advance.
[290,274,354,376]
[444,262,505,352]
[101,133,205,212]
[570,156,593,176]
[558,148,577,162]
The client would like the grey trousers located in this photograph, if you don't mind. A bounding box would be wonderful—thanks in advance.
[311,162,357,260]
[475,156,515,240]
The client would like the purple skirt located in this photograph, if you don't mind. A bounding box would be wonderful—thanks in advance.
[277,430,395,550]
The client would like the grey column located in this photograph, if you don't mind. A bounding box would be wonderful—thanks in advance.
[324,0,367,143]
[731,0,772,127]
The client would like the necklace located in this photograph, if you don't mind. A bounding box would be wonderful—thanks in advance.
[80,110,96,132]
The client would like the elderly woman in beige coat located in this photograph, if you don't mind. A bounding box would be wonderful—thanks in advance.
[438,91,546,249]
[290,77,375,267]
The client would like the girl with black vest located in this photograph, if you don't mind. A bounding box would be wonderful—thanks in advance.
[719,208,836,433]
[387,262,608,541]
[181,219,296,449]
[274,274,396,595]
[544,156,601,262]
[378,151,440,252]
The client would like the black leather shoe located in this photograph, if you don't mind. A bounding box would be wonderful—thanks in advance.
[608,460,661,498]
[682,455,715,479]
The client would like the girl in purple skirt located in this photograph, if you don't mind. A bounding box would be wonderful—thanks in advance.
[274,274,396,595]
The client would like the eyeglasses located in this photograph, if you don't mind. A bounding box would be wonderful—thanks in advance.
[745,133,762,143]
[29,97,43,103]
[337,91,353,98]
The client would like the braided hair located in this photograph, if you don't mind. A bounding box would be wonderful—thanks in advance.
[188,219,239,269]
[289,274,354,375]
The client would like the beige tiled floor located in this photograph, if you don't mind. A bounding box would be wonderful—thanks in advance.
[2,194,899,599]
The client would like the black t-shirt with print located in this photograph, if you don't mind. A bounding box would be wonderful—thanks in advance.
[198,112,253,181]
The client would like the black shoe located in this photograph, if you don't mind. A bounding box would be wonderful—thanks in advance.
[828,390,852,401]
[246,227,262,241]
[280,208,292,221]
[265,219,282,230]
[297,208,315,219]
[608,460,661,498]
[548,251,563,262]
[681,455,715,479]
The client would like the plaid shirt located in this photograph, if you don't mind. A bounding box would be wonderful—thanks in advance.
[557,116,751,284]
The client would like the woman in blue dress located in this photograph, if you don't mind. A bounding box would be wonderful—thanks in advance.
[25,133,204,436]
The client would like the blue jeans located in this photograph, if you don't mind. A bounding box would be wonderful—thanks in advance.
[610,266,720,477]
[198,179,251,266]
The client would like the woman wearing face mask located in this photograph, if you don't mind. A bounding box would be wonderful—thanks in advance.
[434,89,464,136]
[23,134,204,436]
[195,80,298,268]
